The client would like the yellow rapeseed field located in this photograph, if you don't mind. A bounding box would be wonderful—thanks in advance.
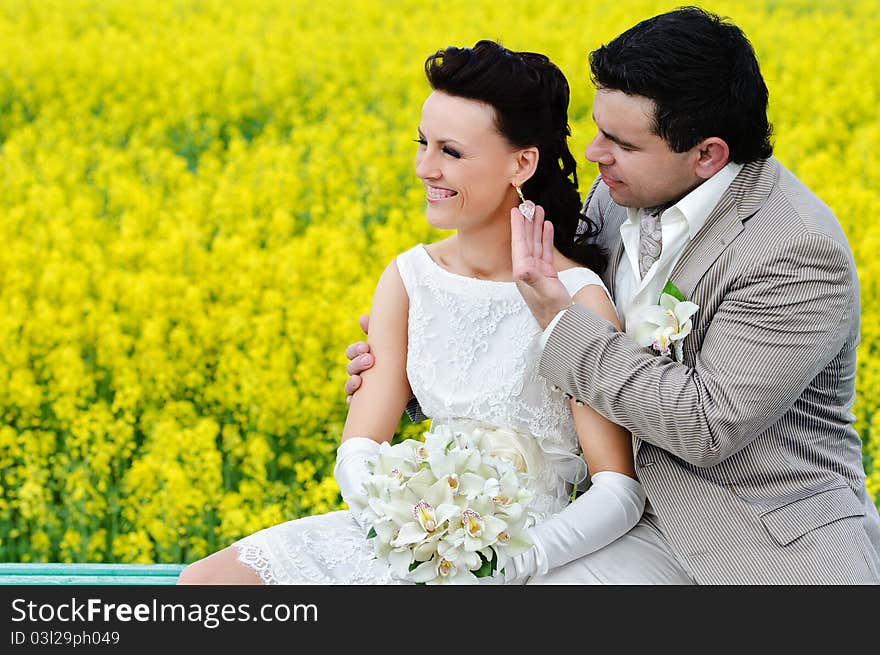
[1,0,877,563]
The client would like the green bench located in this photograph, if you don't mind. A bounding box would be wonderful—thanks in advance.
[0,563,185,585]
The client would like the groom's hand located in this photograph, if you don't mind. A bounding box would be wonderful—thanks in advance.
[344,314,372,404]
[510,205,572,329]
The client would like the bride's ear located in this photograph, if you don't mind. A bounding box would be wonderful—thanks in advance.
[511,147,539,188]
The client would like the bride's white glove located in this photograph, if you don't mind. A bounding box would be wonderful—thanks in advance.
[502,470,646,583]
[333,437,379,527]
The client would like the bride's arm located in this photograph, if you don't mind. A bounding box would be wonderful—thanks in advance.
[342,260,412,442]
[334,260,412,512]
[504,285,645,582]
[567,285,637,480]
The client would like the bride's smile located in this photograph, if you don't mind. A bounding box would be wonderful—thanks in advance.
[424,184,457,201]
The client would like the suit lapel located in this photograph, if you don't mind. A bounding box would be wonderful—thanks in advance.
[667,157,779,302]
[632,158,778,457]
[666,195,742,301]
[599,209,628,295]
[606,236,625,297]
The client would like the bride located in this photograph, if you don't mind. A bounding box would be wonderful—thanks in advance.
[178,40,678,585]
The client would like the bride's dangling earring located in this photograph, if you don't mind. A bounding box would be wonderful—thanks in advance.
[515,185,535,221]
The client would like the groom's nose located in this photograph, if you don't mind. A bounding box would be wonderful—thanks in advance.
[585,134,613,165]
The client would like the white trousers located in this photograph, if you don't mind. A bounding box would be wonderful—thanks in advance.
[526,516,696,585]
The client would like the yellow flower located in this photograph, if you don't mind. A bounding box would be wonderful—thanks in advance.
[0,0,878,564]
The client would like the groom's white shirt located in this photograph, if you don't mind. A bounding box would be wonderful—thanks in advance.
[614,162,743,329]
[540,161,743,344]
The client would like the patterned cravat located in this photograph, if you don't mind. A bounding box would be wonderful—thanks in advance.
[638,206,665,279]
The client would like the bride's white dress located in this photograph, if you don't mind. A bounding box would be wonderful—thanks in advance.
[235,244,610,584]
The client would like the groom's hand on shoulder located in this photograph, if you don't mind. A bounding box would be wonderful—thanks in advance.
[344,314,373,404]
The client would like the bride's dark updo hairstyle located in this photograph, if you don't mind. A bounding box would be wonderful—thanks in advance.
[425,39,605,274]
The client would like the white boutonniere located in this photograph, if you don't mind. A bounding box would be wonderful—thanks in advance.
[632,282,699,362]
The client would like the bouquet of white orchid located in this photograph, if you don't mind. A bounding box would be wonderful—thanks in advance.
[359,423,538,584]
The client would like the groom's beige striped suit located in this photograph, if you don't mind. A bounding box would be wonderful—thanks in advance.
[540,157,880,583]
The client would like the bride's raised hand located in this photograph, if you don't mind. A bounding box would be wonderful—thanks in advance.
[510,204,572,329]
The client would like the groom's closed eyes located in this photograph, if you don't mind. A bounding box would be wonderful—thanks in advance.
[596,127,640,152]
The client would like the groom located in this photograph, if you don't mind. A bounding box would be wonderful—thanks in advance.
[346,7,880,583]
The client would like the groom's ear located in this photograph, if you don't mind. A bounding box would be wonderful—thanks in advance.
[694,137,730,180]
[511,147,540,187]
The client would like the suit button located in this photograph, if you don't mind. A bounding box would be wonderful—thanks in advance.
[551,385,562,393]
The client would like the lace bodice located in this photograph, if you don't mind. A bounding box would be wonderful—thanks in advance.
[396,244,609,517]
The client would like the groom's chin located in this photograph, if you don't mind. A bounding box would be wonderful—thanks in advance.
[605,185,636,208]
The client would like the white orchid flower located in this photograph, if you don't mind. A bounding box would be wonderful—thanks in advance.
[461,509,485,538]
[455,427,484,451]
[458,471,494,498]
[492,510,534,568]
[408,555,479,585]
[495,529,534,564]
[633,293,699,361]
[389,478,457,547]
[422,424,456,454]
[366,486,419,526]
[412,537,444,562]
[437,537,482,572]
[495,485,536,523]
[401,467,439,499]
[365,443,420,495]
[426,446,481,483]
[448,507,509,552]
[372,539,415,579]
[361,421,539,584]
[369,521,417,578]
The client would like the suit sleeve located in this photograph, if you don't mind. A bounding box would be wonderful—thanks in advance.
[538,231,857,467]
[404,397,428,424]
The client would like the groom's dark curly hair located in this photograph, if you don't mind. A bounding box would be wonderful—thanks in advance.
[590,6,774,163]
[425,40,606,275]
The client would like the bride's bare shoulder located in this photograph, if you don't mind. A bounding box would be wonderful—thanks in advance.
[553,249,583,273]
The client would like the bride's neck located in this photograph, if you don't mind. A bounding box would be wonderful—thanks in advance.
[449,220,513,281]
